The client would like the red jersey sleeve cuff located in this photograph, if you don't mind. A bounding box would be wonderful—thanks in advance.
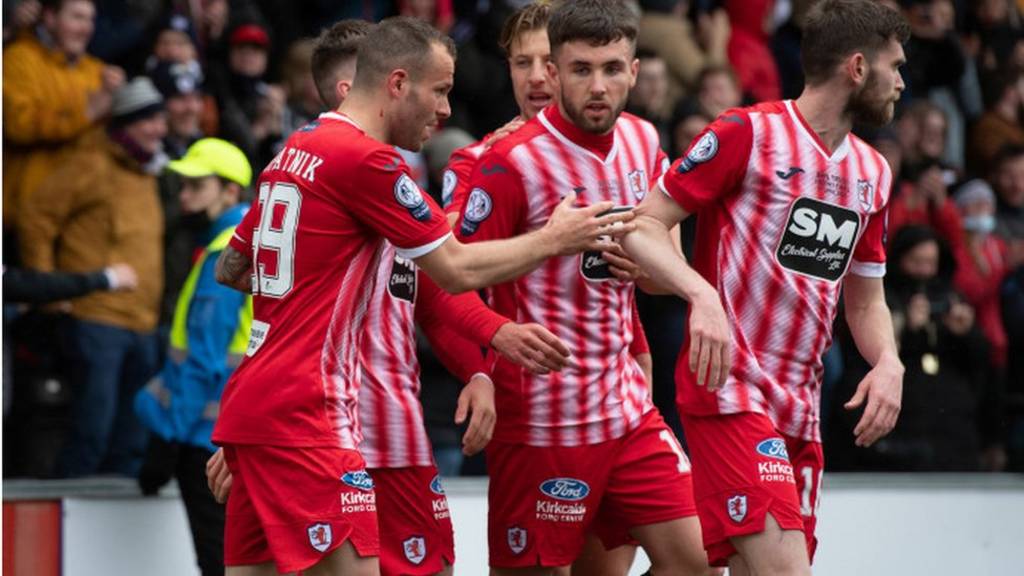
[658,173,700,215]
[228,232,250,254]
[395,231,452,260]
[477,314,508,347]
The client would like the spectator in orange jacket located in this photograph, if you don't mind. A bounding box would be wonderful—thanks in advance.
[2,0,124,226]
[18,77,167,478]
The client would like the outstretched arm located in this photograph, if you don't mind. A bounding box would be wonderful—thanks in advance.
[416,192,633,294]
[621,188,731,390]
[843,274,904,447]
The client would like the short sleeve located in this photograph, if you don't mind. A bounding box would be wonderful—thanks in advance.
[229,203,258,254]
[455,148,528,244]
[344,147,453,259]
[652,147,671,182]
[850,161,892,278]
[850,206,888,277]
[659,109,753,214]
[443,142,482,216]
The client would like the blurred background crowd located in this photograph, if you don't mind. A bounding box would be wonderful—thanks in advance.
[2,0,1023,483]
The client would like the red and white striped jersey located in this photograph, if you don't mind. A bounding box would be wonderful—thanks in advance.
[213,112,452,449]
[358,242,429,468]
[456,106,669,447]
[660,100,892,442]
[358,241,508,468]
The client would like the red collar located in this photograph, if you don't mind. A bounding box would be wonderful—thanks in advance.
[545,104,615,158]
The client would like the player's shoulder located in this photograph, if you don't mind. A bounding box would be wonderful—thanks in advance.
[449,138,488,165]
[848,133,894,199]
[320,115,408,172]
[848,132,889,171]
[747,100,788,116]
[486,114,549,159]
[708,102,779,129]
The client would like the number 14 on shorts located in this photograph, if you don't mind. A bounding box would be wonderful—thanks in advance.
[659,430,691,473]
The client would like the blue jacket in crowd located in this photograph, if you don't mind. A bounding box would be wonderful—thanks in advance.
[135,203,252,452]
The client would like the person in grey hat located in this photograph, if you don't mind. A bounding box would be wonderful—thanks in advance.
[17,75,167,478]
[150,59,206,159]
[952,178,1010,370]
[148,60,211,371]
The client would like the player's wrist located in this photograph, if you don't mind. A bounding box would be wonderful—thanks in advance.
[533,226,563,258]
[684,280,718,306]
[875,352,904,374]
[467,372,493,387]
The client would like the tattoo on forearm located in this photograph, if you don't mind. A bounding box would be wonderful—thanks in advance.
[216,246,253,292]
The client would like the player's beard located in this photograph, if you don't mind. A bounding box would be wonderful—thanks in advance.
[846,69,895,128]
[563,94,626,135]
[395,89,431,152]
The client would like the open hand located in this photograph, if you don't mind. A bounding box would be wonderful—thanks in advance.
[602,243,647,282]
[688,288,731,390]
[844,359,903,447]
[456,374,496,456]
[544,192,636,256]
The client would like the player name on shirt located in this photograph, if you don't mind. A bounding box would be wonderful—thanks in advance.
[212,112,452,450]
[265,145,324,183]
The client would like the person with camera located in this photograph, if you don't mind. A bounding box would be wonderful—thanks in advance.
[829,225,998,471]
[888,153,964,247]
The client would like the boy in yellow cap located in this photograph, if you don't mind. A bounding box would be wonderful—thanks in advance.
[135,137,252,576]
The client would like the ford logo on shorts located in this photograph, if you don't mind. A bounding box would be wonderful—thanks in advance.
[539,478,590,501]
[341,470,375,491]
[756,438,790,461]
[430,475,445,495]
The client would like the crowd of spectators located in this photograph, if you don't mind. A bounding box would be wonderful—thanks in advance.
[3,0,1023,481]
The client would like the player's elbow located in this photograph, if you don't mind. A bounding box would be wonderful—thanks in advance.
[417,239,478,293]
[214,262,236,288]
[431,268,475,294]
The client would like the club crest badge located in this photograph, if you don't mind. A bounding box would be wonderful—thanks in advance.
[307,523,332,553]
[727,495,748,523]
[507,526,528,555]
[403,536,426,565]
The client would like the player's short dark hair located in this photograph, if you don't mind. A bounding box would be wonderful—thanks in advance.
[547,0,638,58]
[801,0,910,86]
[353,16,456,87]
[311,19,371,106]
[499,1,553,57]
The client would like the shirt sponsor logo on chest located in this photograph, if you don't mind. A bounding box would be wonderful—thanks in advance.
[775,197,860,282]
[580,206,631,282]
